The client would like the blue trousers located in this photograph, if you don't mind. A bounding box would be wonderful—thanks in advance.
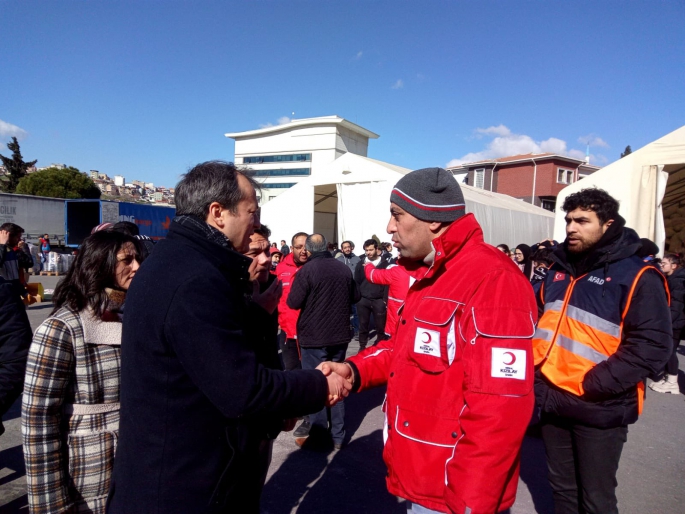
[300,343,348,445]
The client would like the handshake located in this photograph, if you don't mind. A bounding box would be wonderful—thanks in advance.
[316,361,355,407]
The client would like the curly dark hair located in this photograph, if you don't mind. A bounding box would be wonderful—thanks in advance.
[562,188,619,225]
[51,230,138,317]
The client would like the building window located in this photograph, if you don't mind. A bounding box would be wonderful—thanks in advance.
[252,168,311,177]
[262,183,296,189]
[557,168,574,184]
[541,199,556,212]
[474,168,485,189]
[242,153,311,164]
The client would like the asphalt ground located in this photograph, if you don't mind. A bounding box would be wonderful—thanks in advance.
[1,274,684,513]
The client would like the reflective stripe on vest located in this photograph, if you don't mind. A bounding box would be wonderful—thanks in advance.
[532,265,665,413]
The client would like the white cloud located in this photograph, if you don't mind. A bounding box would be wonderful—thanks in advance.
[258,116,292,128]
[354,51,363,60]
[475,125,510,137]
[391,79,404,90]
[568,149,587,160]
[446,125,600,167]
[578,134,609,148]
[0,119,28,140]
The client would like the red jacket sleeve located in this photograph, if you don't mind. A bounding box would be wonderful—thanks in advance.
[364,263,395,286]
[445,269,537,514]
[346,337,395,391]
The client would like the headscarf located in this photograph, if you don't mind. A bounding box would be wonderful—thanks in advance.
[516,244,533,279]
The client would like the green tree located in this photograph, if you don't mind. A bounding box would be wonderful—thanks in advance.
[16,166,101,199]
[620,145,632,158]
[0,137,38,192]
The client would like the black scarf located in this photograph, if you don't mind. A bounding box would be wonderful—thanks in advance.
[174,215,233,250]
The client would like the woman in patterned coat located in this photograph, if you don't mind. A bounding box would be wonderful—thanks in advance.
[22,230,140,514]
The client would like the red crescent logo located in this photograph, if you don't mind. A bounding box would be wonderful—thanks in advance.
[503,352,516,366]
[422,332,432,344]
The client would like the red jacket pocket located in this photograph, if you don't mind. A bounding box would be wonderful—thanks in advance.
[408,297,461,373]
[463,307,535,395]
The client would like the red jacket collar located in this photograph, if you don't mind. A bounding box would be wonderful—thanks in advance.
[425,213,484,279]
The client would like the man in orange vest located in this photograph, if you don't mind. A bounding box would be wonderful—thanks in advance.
[533,188,671,514]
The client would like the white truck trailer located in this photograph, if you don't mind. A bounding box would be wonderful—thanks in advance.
[0,193,66,245]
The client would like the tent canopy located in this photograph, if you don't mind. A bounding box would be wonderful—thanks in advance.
[553,125,685,254]
[260,153,555,249]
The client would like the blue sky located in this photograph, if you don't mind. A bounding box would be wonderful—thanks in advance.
[1,1,683,187]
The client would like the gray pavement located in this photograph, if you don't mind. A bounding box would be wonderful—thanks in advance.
[2,278,684,513]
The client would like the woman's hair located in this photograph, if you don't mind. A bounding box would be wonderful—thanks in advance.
[663,253,683,267]
[496,244,510,254]
[52,230,138,317]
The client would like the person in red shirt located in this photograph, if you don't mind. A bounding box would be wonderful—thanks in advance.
[322,167,536,514]
[364,258,424,340]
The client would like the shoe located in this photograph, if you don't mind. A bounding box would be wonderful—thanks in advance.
[293,420,311,438]
[650,375,680,394]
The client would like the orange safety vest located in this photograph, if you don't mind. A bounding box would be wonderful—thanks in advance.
[533,257,669,415]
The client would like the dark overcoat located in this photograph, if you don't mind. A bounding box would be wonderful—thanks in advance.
[108,220,328,513]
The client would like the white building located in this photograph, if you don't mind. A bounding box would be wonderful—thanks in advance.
[225,115,379,205]
[114,175,126,186]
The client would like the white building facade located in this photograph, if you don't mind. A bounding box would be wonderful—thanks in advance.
[225,116,379,205]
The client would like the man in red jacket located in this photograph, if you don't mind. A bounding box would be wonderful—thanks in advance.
[322,167,537,514]
[275,231,309,371]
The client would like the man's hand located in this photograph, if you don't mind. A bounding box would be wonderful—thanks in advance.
[317,361,354,385]
[319,366,353,407]
[0,230,9,246]
[251,279,282,314]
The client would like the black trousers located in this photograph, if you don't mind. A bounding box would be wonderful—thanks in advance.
[666,337,680,375]
[278,334,301,371]
[357,297,387,349]
[540,413,628,514]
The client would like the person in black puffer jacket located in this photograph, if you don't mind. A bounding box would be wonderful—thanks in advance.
[650,252,685,394]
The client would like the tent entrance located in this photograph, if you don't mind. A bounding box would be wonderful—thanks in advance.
[314,184,338,245]
[663,163,685,253]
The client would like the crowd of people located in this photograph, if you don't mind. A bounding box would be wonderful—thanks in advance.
[0,160,683,514]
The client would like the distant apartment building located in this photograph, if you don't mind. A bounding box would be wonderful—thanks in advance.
[145,182,154,190]
[153,192,164,202]
[114,175,125,186]
[225,115,379,204]
[447,153,601,211]
[90,170,100,179]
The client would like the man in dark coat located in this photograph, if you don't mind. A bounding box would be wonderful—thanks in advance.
[108,161,350,514]
[0,276,32,436]
[287,234,360,449]
[354,239,392,351]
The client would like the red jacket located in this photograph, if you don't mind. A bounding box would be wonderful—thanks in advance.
[364,260,423,338]
[348,214,537,514]
[275,252,304,339]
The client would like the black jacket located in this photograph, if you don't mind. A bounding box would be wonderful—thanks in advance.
[109,220,328,514]
[667,266,685,338]
[535,221,672,428]
[0,278,32,421]
[244,273,284,440]
[287,251,360,348]
[354,253,392,300]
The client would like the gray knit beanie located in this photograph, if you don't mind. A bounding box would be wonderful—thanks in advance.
[390,167,465,222]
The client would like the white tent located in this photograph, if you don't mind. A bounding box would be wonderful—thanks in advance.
[553,126,685,254]
[260,152,555,249]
